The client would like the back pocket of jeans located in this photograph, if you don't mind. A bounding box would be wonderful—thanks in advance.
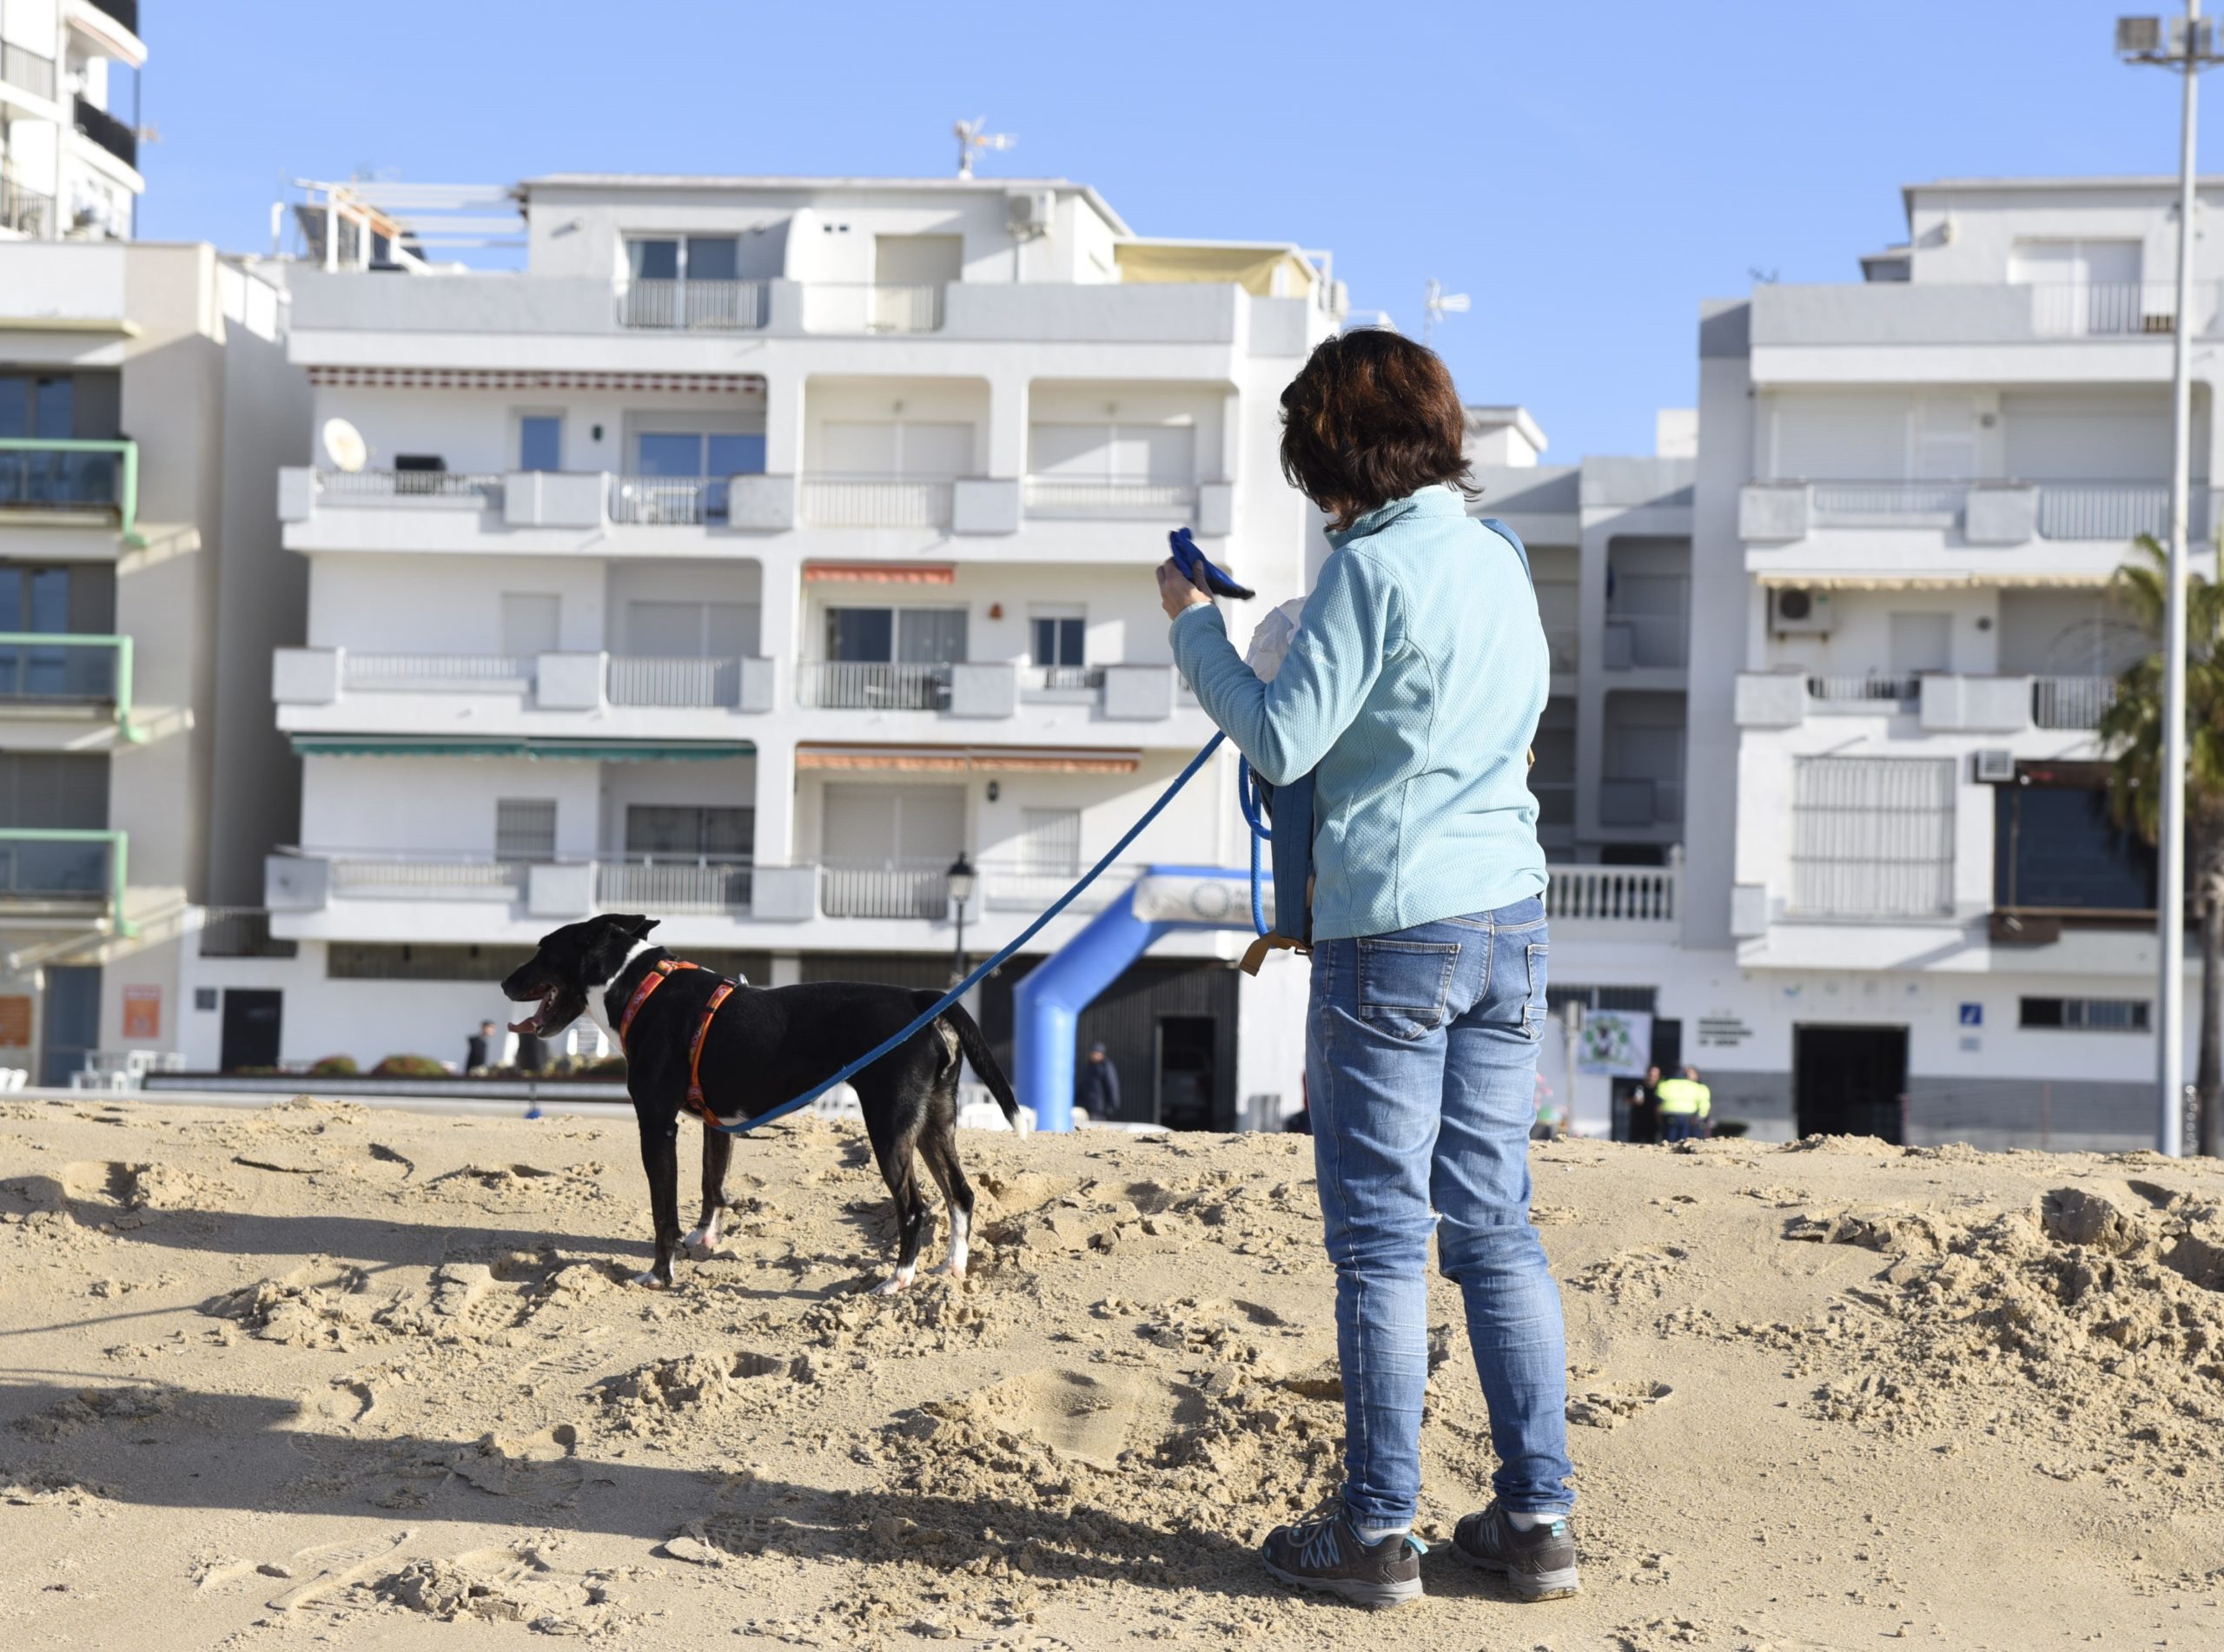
[1519,941,1549,1041]
[1356,938,1460,1040]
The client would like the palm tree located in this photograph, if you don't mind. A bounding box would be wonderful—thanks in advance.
[2098,533,2224,1156]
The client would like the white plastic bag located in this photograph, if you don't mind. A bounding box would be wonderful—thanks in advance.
[1243,596,1309,683]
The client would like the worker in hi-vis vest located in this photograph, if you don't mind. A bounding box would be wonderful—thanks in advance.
[1653,1066,1711,1143]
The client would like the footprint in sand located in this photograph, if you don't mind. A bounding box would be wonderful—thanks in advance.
[977,1367,1146,1471]
[1567,1378,1675,1430]
[265,1529,413,1612]
[450,1423,591,1503]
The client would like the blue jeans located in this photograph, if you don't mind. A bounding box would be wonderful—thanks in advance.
[1662,1113,1699,1142]
[1306,897,1573,1528]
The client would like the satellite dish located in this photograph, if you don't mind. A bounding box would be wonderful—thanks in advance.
[321,417,368,472]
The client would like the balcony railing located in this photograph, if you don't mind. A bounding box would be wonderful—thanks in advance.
[2035,483,2179,542]
[0,439,138,536]
[2033,675,2119,730]
[821,861,951,919]
[800,282,944,334]
[799,474,956,529]
[0,633,126,707]
[607,656,747,708]
[1022,664,1105,699]
[1546,863,1678,926]
[1810,480,1967,523]
[0,829,130,931]
[1,42,56,102]
[595,857,751,915]
[978,859,1140,915]
[608,475,749,525]
[327,857,526,900]
[1020,478,1200,519]
[1807,674,1919,705]
[198,907,297,959]
[72,95,136,169]
[341,653,533,692]
[2029,280,2224,337]
[315,469,505,506]
[797,660,952,710]
[618,280,768,330]
[1,174,53,237]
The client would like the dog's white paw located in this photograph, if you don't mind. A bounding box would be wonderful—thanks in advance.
[682,1226,724,1253]
[871,1271,914,1297]
[629,1269,671,1291]
[931,1259,966,1280]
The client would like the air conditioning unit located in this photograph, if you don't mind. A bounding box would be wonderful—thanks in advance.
[1770,587,1835,634]
[1006,189,1055,235]
[1974,749,2016,783]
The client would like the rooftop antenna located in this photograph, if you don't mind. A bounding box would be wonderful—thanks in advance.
[1421,277,1469,347]
[954,117,1016,180]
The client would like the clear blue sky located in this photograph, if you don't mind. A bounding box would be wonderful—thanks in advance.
[143,0,2215,460]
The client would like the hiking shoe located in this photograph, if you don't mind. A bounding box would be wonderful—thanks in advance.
[1451,1502,1579,1600]
[1261,1501,1424,1608]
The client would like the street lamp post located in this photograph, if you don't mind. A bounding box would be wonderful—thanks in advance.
[945,853,976,986]
[2121,6,2224,1154]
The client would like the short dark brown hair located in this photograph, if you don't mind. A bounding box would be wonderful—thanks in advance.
[1277,330,1474,532]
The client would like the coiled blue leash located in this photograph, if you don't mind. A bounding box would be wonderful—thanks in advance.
[1236,758,1272,938]
[1169,526,1272,940]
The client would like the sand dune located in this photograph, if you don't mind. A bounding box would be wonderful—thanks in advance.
[3,1095,2221,1649]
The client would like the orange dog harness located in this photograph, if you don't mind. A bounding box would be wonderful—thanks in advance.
[614,957,737,1126]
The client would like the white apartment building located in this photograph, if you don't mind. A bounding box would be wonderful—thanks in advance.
[0,0,143,242]
[0,237,309,1084]
[253,173,1345,1126]
[1672,176,2212,1149]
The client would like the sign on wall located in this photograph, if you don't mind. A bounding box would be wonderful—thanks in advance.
[122,984,161,1041]
[1577,1010,1652,1077]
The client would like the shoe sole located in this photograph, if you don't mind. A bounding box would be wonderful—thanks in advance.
[1449,1541,1579,1602]
[1261,1558,1422,1609]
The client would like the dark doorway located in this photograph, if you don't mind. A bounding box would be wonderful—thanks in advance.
[38,964,101,1086]
[1155,1015,1217,1131]
[1794,1024,1908,1142]
[979,955,1239,1129]
[220,989,282,1073]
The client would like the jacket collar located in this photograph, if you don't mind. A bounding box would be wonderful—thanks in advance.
[1327,484,1466,550]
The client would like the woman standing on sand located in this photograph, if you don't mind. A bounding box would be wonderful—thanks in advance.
[1157,329,1575,1610]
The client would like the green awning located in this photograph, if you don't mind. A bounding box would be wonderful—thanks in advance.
[292,735,754,762]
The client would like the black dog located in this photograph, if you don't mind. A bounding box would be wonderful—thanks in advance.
[500,914,1022,1292]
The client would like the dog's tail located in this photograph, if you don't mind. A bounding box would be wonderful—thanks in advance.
[942,1002,1026,1135]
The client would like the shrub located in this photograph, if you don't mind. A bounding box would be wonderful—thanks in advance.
[308,1054,359,1077]
[370,1054,448,1079]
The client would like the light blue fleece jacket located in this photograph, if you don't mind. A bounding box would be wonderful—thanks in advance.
[1170,485,1548,942]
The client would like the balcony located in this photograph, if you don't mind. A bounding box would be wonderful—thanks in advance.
[0,632,137,738]
[72,95,136,170]
[2032,675,2117,730]
[0,829,131,932]
[1020,665,1107,702]
[617,280,767,331]
[1,42,56,102]
[317,468,505,507]
[1739,671,2123,736]
[797,661,952,711]
[1807,673,1919,710]
[799,283,944,334]
[1744,479,2217,545]
[1021,478,1199,519]
[594,858,751,915]
[821,861,950,919]
[799,475,956,530]
[1751,279,2224,348]
[1,175,53,237]
[275,646,776,726]
[1545,862,1681,942]
[0,439,139,538]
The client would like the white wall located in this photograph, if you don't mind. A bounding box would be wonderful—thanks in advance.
[313,383,766,478]
[301,756,603,858]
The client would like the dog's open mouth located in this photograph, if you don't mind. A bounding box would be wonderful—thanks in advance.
[509,990,558,1036]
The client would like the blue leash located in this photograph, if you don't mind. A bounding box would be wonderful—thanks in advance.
[1236,759,1272,937]
[711,731,1229,1135]
[1173,526,1271,940]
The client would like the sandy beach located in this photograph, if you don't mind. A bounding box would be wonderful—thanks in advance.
[3,1094,2221,1649]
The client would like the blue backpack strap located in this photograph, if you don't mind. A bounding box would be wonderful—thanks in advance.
[1479,515,1532,585]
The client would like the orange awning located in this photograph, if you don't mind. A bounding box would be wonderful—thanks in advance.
[804,562,956,585]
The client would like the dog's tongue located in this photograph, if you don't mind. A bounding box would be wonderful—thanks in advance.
[506,1014,540,1034]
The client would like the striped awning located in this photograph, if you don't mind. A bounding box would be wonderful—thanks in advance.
[797,743,1141,774]
[1753,571,2116,590]
[804,562,956,585]
[305,367,759,394]
[292,735,752,762]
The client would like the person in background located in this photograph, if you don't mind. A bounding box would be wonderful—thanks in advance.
[466,1020,498,1073]
[1630,1064,1664,1145]
[1653,1065,1711,1142]
[1076,1042,1121,1122]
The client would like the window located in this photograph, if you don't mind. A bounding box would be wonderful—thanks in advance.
[625,805,754,862]
[634,431,764,479]
[494,799,558,862]
[1028,422,1196,484]
[1031,612,1086,668]
[1994,762,2157,914]
[2020,996,2150,1033]
[0,373,73,438]
[519,415,562,472]
[817,420,975,478]
[821,784,963,869]
[626,236,738,284]
[1790,757,1956,918]
[1546,985,1658,1014]
[824,606,966,664]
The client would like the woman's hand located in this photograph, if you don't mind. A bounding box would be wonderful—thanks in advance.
[1156,558,1214,622]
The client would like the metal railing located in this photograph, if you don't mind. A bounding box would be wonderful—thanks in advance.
[978,858,1140,914]
[2033,675,2119,730]
[327,857,526,900]
[1807,674,1920,704]
[821,861,952,918]
[609,475,740,525]
[1,42,56,102]
[1023,664,1105,697]
[618,279,768,330]
[800,282,945,334]
[2036,483,2174,542]
[796,660,952,710]
[607,656,744,708]
[199,908,298,959]
[1020,478,1200,519]
[1546,864,1679,925]
[1810,480,1967,521]
[0,174,53,237]
[341,653,533,691]
[315,469,505,506]
[594,858,751,914]
[72,95,136,169]
[0,829,130,931]
[0,439,137,534]
[0,634,120,703]
[798,474,956,529]
[2028,280,2223,337]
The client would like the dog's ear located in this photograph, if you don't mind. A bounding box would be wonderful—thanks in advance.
[612,915,659,940]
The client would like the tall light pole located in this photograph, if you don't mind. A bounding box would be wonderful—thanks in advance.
[945,853,976,987]
[2121,10,2224,1154]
